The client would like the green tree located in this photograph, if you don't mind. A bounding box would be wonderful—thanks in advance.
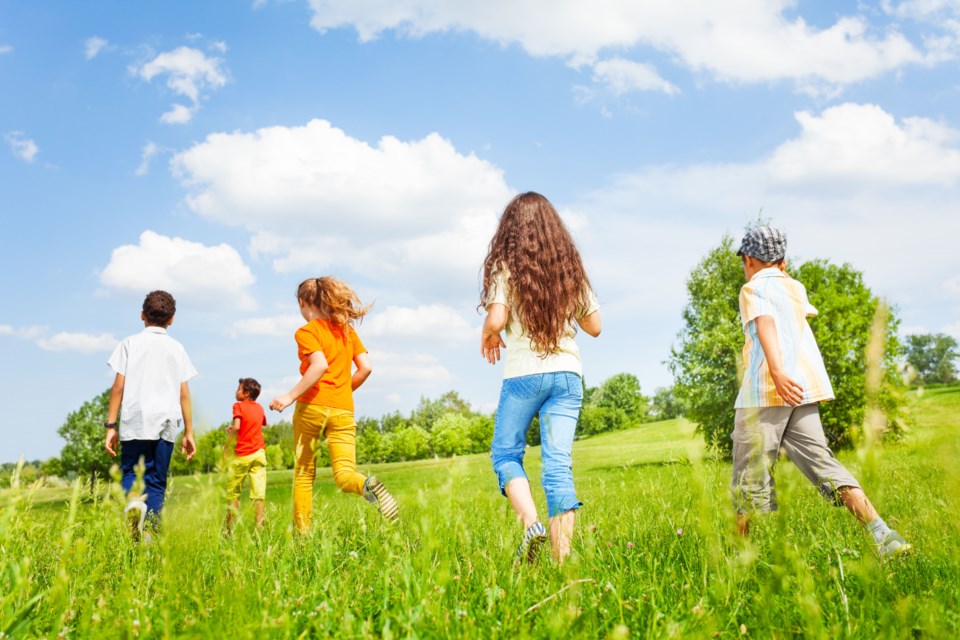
[429,413,474,457]
[411,391,473,431]
[650,386,682,420]
[593,373,650,425]
[57,389,114,491]
[384,426,431,462]
[794,260,905,448]
[905,332,959,384]
[357,428,387,464]
[669,236,744,455]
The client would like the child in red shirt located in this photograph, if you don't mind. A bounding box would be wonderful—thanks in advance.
[224,377,268,532]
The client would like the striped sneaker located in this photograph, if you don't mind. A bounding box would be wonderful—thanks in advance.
[363,476,399,523]
[878,530,912,560]
[515,521,548,564]
[124,498,147,541]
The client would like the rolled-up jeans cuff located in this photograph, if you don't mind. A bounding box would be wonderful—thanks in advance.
[495,461,527,497]
[547,494,582,518]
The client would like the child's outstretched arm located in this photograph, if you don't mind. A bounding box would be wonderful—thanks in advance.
[352,352,372,391]
[270,351,328,412]
[754,315,804,406]
[105,373,125,457]
[223,417,240,460]
[481,303,508,364]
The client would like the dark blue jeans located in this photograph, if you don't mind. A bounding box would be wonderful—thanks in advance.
[120,439,174,523]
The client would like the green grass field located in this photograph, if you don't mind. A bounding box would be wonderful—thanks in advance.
[3,386,959,639]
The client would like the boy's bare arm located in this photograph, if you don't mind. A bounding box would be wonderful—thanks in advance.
[754,315,804,407]
[105,373,125,457]
[180,381,196,460]
[352,352,372,391]
[223,418,239,460]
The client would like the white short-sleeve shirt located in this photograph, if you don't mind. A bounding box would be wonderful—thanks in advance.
[107,326,198,442]
[486,270,599,379]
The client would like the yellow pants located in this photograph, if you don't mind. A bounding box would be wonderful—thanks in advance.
[225,449,267,501]
[292,402,366,532]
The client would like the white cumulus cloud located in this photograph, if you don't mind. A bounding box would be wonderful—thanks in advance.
[134,46,228,124]
[0,324,47,340]
[37,332,118,353]
[171,119,512,298]
[307,0,942,90]
[0,44,12,55]
[591,58,679,95]
[364,304,476,344]
[84,36,109,59]
[100,230,257,311]
[135,141,160,176]
[768,103,960,188]
[5,131,38,163]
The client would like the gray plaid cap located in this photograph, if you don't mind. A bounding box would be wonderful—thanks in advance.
[736,226,786,262]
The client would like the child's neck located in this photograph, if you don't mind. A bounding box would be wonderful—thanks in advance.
[300,304,327,323]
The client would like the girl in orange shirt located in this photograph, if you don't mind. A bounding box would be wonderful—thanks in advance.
[270,276,398,531]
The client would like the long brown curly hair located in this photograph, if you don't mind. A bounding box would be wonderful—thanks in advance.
[297,276,371,328]
[480,192,592,355]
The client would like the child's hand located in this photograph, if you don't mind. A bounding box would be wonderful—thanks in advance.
[181,434,197,460]
[270,395,293,412]
[105,428,119,457]
[481,331,506,364]
[770,370,804,407]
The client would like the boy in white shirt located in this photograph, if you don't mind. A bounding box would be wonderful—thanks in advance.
[104,290,198,538]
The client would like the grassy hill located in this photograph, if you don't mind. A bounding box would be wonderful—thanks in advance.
[3,386,958,638]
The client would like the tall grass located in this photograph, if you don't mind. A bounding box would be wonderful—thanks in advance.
[2,386,959,638]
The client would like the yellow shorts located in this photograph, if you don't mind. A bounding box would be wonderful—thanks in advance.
[226,449,267,501]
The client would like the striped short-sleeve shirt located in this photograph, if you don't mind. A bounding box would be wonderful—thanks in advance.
[734,268,834,408]
[107,326,198,442]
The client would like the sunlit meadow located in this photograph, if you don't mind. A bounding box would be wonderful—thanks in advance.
[2,386,958,639]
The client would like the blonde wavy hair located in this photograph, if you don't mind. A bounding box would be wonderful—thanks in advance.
[297,276,371,328]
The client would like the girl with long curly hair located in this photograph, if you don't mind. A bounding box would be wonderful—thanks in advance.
[270,276,398,531]
[480,192,601,563]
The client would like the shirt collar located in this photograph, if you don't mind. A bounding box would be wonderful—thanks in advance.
[144,326,168,335]
[750,267,784,281]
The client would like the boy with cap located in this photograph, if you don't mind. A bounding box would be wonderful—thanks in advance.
[731,226,910,559]
[105,290,198,539]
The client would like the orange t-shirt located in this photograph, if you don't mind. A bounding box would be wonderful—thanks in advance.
[295,319,367,412]
[232,400,267,457]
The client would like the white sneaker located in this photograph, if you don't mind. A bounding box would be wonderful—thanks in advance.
[124,499,147,541]
[363,476,399,523]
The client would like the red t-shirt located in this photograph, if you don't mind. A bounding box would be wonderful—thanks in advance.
[232,400,267,456]
[295,319,367,412]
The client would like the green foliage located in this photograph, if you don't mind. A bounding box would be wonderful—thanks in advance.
[669,236,744,455]
[794,260,905,448]
[650,386,683,420]
[265,444,285,470]
[57,389,114,491]
[905,332,959,384]
[670,238,907,457]
[384,425,431,462]
[411,391,473,431]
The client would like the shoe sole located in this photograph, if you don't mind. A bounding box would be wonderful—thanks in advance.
[525,534,548,564]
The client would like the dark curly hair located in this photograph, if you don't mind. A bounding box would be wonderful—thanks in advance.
[142,290,176,326]
[480,192,592,356]
[238,377,261,401]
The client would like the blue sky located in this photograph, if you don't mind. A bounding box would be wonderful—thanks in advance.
[2,0,959,462]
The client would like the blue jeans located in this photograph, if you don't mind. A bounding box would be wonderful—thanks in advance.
[120,439,174,523]
[491,372,583,518]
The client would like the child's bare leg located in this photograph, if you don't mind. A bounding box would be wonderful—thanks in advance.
[505,478,539,527]
[549,509,575,563]
[838,486,879,525]
[225,499,239,533]
[254,499,265,528]
[736,512,750,536]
